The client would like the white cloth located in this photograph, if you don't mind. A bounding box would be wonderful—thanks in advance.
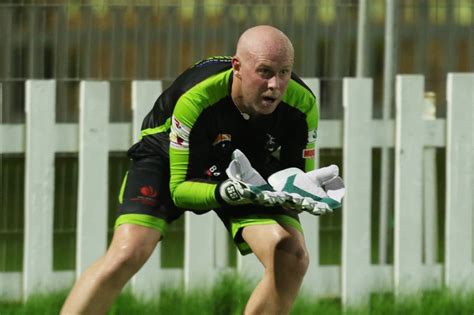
[268,165,345,215]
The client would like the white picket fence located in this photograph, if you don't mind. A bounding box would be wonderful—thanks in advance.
[0,74,473,306]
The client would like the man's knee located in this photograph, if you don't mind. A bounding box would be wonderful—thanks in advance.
[103,226,160,277]
[274,235,310,278]
[104,244,151,276]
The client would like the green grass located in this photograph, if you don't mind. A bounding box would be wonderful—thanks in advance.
[1,273,474,315]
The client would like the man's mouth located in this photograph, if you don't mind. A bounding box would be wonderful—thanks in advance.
[262,95,277,103]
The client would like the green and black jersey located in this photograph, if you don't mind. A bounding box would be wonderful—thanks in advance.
[128,56,319,212]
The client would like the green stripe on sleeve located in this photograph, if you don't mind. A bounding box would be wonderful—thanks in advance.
[304,142,316,171]
[172,181,221,210]
[173,68,233,128]
[282,79,319,131]
[169,146,190,195]
[283,79,319,172]
[140,117,172,140]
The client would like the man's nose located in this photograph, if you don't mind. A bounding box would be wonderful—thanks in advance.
[267,75,280,90]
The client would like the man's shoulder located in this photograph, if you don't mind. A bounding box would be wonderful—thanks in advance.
[171,56,233,93]
[191,56,233,69]
[288,73,315,96]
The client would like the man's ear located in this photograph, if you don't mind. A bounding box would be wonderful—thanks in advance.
[232,56,241,79]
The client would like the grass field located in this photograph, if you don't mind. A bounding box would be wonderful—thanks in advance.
[1,273,474,315]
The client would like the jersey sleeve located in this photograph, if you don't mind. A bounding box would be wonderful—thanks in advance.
[168,109,222,211]
[280,78,319,173]
[168,70,232,211]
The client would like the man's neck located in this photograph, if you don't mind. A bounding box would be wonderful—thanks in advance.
[231,76,250,116]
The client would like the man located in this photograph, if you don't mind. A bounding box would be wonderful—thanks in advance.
[61,25,336,315]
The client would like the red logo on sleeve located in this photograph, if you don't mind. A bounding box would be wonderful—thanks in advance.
[302,148,315,159]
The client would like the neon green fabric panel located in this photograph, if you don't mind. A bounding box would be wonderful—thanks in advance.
[118,171,128,204]
[304,142,316,172]
[172,68,233,128]
[282,79,319,131]
[114,214,168,236]
[282,79,319,172]
[140,117,172,139]
[171,180,220,210]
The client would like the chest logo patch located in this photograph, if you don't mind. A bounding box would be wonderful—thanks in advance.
[213,134,232,146]
[265,133,280,152]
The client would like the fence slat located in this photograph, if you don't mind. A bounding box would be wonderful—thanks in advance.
[342,78,373,306]
[76,81,110,276]
[394,75,424,294]
[130,81,163,298]
[0,125,24,153]
[214,214,230,268]
[300,78,321,295]
[445,73,474,290]
[23,80,56,298]
[185,212,215,289]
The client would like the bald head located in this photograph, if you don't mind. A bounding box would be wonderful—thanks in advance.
[230,25,295,117]
[235,25,294,64]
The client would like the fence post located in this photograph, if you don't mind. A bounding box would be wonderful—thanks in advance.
[394,75,424,295]
[342,78,373,306]
[23,80,56,298]
[300,78,322,295]
[301,78,321,291]
[76,81,110,276]
[422,92,438,265]
[185,212,216,289]
[214,212,230,269]
[130,80,164,299]
[445,73,474,290]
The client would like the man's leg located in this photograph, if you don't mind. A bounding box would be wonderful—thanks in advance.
[60,224,161,315]
[241,223,309,315]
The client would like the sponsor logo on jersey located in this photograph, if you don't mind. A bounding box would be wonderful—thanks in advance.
[308,129,318,142]
[140,185,158,198]
[265,133,280,152]
[131,185,158,206]
[205,165,221,177]
[212,134,232,147]
[302,148,315,159]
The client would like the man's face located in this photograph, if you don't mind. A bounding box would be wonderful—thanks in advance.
[233,51,293,116]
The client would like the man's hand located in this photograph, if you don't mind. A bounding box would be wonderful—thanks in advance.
[218,149,286,206]
[268,165,345,215]
[218,178,285,206]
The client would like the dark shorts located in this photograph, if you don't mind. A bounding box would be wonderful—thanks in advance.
[115,155,303,254]
[115,156,184,236]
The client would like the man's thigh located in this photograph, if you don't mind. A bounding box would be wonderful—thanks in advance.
[109,223,162,255]
[215,206,304,256]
